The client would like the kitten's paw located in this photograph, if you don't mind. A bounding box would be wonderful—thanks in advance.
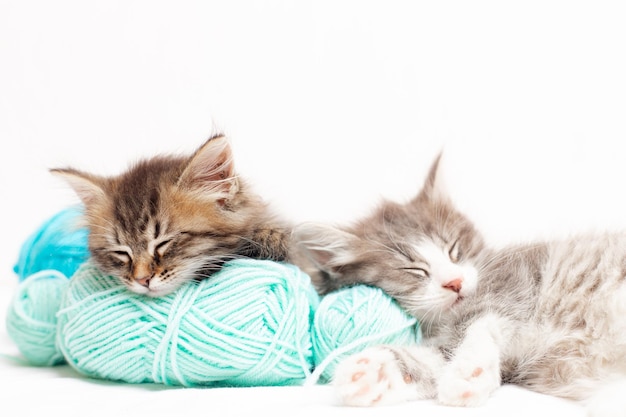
[332,347,418,407]
[437,356,500,407]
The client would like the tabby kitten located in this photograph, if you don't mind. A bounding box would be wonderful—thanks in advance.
[294,155,626,416]
[51,134,293,297]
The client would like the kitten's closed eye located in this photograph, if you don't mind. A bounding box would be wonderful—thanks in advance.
[400,267,430,279]
[153,239,173,258]
[111,250,131,265]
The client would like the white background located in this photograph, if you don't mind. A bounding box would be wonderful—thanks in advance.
[1,1,625,416]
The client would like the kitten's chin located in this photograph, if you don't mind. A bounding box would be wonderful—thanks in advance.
[436,294,465,315]
[126,282,181,298]
[448,288,475,310]
[144,288,174,298]
[451,295,465,308]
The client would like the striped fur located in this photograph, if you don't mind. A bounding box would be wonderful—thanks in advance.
[51,135,294,297]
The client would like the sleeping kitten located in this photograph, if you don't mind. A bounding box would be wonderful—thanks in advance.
[294,154,626,416]
[51,134,298,297]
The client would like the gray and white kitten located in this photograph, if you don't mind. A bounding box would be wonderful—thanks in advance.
[294,155,626,416]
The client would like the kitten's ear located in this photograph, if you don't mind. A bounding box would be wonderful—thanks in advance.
[177,135,239,203]
[50,168,106,206]
[292,222,359,278]
[415,151,449,202]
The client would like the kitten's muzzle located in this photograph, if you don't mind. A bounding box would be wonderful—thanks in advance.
[134,275,152,288]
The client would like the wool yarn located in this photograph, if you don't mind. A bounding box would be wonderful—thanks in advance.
[309,285,422,383]
[54,259,319,387]
[6,270,69,366]
[7,262,424,386]
[8,205,427,387]
[13,205,89,281]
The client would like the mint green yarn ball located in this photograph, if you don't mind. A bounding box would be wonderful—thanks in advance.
[56,259,319,387]
[311,285,421,383]
[6,270,68,366]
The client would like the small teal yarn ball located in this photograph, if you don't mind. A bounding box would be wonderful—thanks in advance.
[310,285,421,383]
[6,270,69,366]
[14,206,89,281]
[56,259,319,387]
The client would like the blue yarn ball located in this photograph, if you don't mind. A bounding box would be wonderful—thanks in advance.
[53,259,319,387]
[14,206,89,281]
[310,285,422,383]
[6,270,69,366]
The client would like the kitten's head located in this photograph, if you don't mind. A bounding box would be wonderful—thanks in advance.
[294,154,485,322]
[51,135,267,297]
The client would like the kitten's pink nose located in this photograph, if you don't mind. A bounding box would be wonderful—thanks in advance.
[133,263,153,288]
[135,275,151,288]
[443,278,463,293]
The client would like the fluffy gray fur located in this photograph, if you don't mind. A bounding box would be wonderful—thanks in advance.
[294,155,626,415]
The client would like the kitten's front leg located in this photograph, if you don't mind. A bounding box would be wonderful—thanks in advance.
[332,345,445,406]
[437,314,505,407]
[244,225,290,261]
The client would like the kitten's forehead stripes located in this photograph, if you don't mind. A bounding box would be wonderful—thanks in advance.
[113,204,148,235]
